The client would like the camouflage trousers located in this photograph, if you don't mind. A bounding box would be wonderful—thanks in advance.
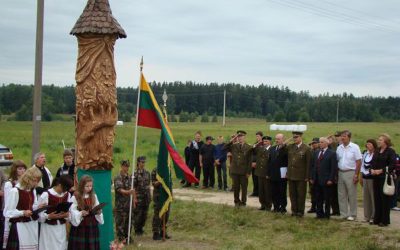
[133,205,149,231]
[152,203,170,233]
[114,210,134,242]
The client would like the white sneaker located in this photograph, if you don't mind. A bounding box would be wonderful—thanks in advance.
[347,216,355,221]
[391,207,400,211]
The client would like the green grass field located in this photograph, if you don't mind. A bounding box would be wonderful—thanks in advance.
[0,119,399,249]
[130,200,400,250]
[1,119,399,176]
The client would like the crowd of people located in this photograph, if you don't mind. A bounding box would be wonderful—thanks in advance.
[0,129,398,249]
[182,130,400,226]
[0,149,167,250]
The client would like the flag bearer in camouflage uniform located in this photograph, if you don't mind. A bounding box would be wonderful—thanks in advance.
[114,160,136,242]
[151,168,170,240]
[133,156,151,236]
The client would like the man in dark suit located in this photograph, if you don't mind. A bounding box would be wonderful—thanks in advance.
[184,131,204,187]
[310,137,338,219]
[268,133,288,213]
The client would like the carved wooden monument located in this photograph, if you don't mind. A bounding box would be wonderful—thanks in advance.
[71,0,126,170]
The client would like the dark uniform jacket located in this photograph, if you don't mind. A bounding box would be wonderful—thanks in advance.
[268,145,288,181]
[287,143,311,181]
[224,141,253,175]
[200,144,216,166]
[253,145,271,177]
[310,148,337,186]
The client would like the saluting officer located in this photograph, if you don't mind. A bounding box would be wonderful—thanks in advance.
[287,131,312,217]
[253,136,273,211]
[224,130,253,207]
[307,137,320,214]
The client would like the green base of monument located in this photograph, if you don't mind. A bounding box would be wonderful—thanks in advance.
[77,168,114,250]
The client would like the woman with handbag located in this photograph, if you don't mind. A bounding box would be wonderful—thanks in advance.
[370,133,397,227]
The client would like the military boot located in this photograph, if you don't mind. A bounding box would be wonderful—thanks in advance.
[153,232,162,240]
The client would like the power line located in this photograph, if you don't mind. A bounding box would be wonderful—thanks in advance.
[318,0,400,27]
[266,0,398,34]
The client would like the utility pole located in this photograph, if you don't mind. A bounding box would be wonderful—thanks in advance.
[222,89,226,126]
[31,0,44,164]
[336,99,339,123]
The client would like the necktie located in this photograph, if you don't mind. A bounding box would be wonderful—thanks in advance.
[317,150,324,174]
[318,150,324,161]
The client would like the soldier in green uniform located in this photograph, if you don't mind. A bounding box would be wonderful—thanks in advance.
[133,156,151,235]
[307,137,320,213]
[224,130,253,207]
[287,131,312,217]
[114,160,136,242]
[254,136,273,210]
[151,168,170,240]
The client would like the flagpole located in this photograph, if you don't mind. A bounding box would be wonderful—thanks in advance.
[161,90,168,241]
[127,57,143,245]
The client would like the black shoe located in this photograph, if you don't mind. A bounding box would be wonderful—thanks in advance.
[331,212,340,216]
[258,206,266,210]
[240,202,246,207]
[249,193,258,197]
[153,232,162,240]
[183,183,191,188]
[280,209,287,214]
[307,209,316,213]
[378,223,388,227]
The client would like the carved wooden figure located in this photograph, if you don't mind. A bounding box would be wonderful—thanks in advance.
[71,0,126,170]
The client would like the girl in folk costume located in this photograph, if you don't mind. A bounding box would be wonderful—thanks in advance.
[4,167,42,250]
[68,175,104,250]
[38,175,73,250]
[2,160,27,249]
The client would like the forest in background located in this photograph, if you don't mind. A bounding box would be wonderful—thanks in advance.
[0,82,399,122]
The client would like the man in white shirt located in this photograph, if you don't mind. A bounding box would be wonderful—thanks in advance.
[336,130,362,221]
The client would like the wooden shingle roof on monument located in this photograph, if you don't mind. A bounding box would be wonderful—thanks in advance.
[70,0,126,38]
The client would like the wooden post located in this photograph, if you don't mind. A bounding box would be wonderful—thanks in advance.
[70,0,127,170]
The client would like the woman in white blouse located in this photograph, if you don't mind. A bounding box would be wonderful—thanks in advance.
[360,139,377,224]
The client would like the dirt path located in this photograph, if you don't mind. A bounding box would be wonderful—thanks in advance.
[173,187,400,228]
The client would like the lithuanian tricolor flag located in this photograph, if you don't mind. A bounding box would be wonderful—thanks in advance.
[137,73,198,216]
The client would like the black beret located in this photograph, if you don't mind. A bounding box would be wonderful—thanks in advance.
[137,156,146,162]
[237,130,247,136]
[262,136,272,141]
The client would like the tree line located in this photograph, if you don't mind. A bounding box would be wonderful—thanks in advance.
[0,82,399,122]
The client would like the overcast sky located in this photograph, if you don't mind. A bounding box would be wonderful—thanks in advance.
[1,0,399,97]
